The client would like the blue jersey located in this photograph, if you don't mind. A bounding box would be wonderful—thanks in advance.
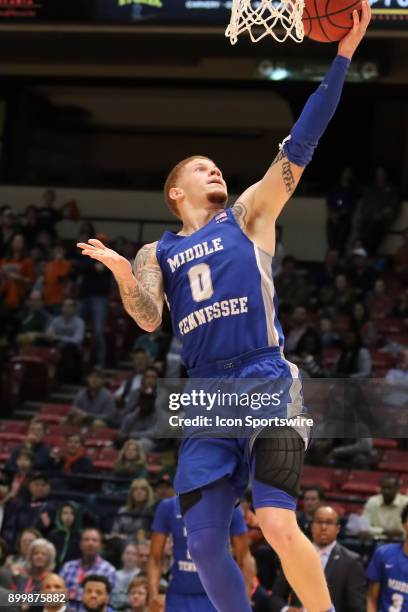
[366,543,408,612]
[152,496,247,595]
[156,208,284,370]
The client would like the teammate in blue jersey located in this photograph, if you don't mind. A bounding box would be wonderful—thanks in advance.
[148,495,251,611]
[78,7,371,611]
[366,503,408,612]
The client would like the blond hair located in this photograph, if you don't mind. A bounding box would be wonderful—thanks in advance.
[126,478,154,510]
[163,155,211,218]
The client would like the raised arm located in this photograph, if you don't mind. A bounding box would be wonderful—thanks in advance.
[232,2,371,250]
[77,239,164,332]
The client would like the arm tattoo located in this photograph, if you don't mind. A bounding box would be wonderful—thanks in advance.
[271,150,296,195]
[116,243,162,330]
[231,201,248,229]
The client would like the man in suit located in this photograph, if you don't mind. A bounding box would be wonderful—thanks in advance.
[270,506,366,612]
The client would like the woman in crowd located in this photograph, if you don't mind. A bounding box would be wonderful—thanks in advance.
[48,503,82,571]
[111,543,141,610]
[111,479,155,538]
[5,528,42,577]
[335,331,372,378]
[104,440,148,496]
[15,538,56,593]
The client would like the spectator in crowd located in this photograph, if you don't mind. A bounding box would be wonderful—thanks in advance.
[36,190,65,241]
[385,349,408,387]
[110,479,155,538]
[332,273,354,315]
[359,166,400,255]
[21,205,42,250]
[271,506,366,612]
[60,528,116,609]
[80,574,114,612]
[284,306,315,356]
[275,256,312,308]
[1,473,55,546]
[152,474,175,508]
[297,486,325,538]
[133,327,170,363]
[120,369,170,450]
[44,299,85,384]
[149,494,251,612]
[49,434,93,480]
[314,249,342,288]
[110,544,140,610]
[68,370,116,428]
[292,330,326,378]
[326,168,358,255]
[48,503,82,571]
[347,247,377,298]
[366,503,408,612]
[0,233,34,307]
[334,331,372,378]
[319,317,340,348]
[394,228,408,278]
[115,349,150,407]
[366,278,395,320]
[4,448,32,500]
[15,538,56,593]
[74,248,111,369]
[39,573,75,612]
[4,527,41,577]
[0,206,18,258]
[103,440,148,496]
[361,475,408,539]
[42,244,72,315]
[16,292,51,348]
[350,302,378,348]
[5,420,51,474]
[125,576,148,612]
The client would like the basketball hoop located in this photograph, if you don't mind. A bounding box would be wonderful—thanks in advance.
[225,0,305,44]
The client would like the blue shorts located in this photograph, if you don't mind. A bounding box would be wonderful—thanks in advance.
[174,347,309,511]
[165,591,216,612]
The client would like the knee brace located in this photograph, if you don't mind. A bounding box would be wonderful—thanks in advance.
[253,426,305,498]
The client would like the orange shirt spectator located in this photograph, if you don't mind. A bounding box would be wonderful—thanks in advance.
[0,258,35,308]
[43,247,71,307]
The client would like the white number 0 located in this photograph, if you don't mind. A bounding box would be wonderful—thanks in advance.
[188,263,214,302]
[389,593,404,612]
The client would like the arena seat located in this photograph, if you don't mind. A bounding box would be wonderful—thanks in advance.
[0,420,28,434]
[300,466,346,491]
[46,423,81,436]
[0,440,20,463]
[38,404,72,424]
[373,438,399,449]
[0,431,26,443]
[375,318,406,335]
[84,427,118,447]
[341,470,388,495]
[378,450,408,473]
[11,355,52,399]
[93,447,119,471]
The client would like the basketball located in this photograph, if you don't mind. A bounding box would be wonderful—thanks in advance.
[302,0,362,43]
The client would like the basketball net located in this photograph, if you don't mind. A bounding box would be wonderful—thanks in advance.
[226,0,305,44]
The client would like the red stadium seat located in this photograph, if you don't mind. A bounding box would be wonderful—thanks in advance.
[46,424,81,437]
[0,421,28,434]
[93,448,119,471]
[300,466,346,492]
[84,428,118,447]
[378,450,408,473]
[341,470,388,495]
[373,438,399,449]
[375,318,405,335]
[0,440,21,463]
[43,435,67,450]
[40,404,72,416]
[0,431,26,443]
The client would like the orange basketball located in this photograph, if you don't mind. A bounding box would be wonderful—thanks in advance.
[302,0,362,42]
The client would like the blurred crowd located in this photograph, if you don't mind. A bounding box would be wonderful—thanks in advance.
[0,175,407,611]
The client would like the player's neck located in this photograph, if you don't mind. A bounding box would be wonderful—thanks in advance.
[179,205,220,236]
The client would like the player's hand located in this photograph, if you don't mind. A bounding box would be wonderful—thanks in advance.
[149,594,165,612]
[77,239,133,281]
[337,0,371,60]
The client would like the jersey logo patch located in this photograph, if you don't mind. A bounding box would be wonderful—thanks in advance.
[215,211,228,223]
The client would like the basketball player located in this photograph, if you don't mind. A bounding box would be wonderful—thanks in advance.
[78,5,371,611]
[148,494,251,611]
